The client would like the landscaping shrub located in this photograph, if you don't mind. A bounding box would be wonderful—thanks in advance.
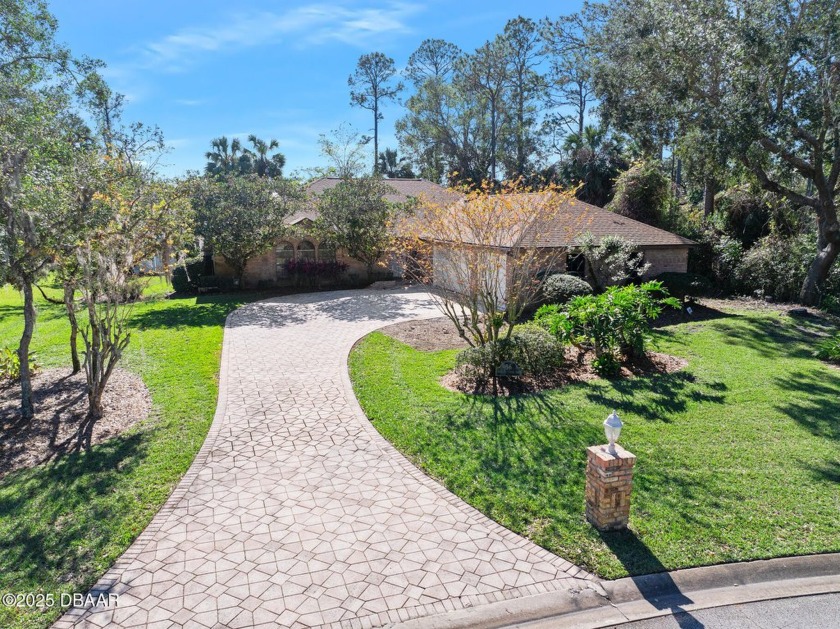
[814,334,840,363]
[508,324,566,376]
[172,256,205,294]
[578,233,650,291]
[535,281,680,375]
[734,234,812,301]
[455,324,565,383]
[654,272,713,298]
[542,273,593,304]
[0,346,39,382]
[285,259,349,281]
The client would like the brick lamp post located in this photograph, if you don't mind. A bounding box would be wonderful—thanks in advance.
[585,410,636,531]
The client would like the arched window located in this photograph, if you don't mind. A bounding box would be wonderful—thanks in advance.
[276,242,295,276]
[318,242,336,262]
[298,240,316,261]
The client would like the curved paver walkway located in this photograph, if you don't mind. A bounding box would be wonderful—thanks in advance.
[56,289,597,629]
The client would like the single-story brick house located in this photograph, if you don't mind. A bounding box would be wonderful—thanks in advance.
[213,178,694,291]
[213,177,456,288]
[413,191,695,302]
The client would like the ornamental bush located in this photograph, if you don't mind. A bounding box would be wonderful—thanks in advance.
[455,324,565,384]
[535,281,680,375]
[172,256,205,294]
[542,273,593,304]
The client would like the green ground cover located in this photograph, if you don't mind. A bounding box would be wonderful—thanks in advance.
[0,278,258,629]
[349,309,840,579]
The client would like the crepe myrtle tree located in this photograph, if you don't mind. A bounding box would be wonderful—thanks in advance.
[191,175,304,287]
[393,180,585,358]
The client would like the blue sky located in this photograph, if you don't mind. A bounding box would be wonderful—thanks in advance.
[52,1,583,178]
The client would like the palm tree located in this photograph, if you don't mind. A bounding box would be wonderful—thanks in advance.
[557,125,628,207]
[204,136,244,177]
[246,134,286,177]
[377,148,416,179]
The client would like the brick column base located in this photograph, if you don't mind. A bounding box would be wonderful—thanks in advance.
[585,444,636,531]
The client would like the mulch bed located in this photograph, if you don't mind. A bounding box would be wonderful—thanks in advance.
[379,317,471,351]
[440,347,687,396]
[380,315,688,395]
[0,368,151,478]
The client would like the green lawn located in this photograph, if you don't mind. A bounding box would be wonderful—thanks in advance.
[0,278,261,629]
[349,309,840,579]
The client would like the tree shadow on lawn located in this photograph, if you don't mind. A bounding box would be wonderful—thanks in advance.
[442,393,601,506]
[709,315,831,361]
[584,371,728,422]
[600,530,702,628]
[773,369,840,441]
[0,429,148,589]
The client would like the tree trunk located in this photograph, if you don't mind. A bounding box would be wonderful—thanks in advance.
[703,178,716,217]
[64,283,80,374]
[490,104,497,182]
[373,103,379,176]
[19,280,35,420]
[800,239,840,306]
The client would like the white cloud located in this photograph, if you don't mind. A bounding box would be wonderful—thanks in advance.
[174,99,206,107]
[136,2,423,73]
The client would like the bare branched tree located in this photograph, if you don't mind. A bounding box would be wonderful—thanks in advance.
[393,181,588,349]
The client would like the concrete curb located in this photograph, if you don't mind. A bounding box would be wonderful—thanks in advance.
[391,554,840,628]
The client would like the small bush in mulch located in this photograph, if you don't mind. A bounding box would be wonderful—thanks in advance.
[0,368,151,478]
[442,346,687,396]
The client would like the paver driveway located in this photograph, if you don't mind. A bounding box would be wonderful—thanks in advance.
[56,289,597,629]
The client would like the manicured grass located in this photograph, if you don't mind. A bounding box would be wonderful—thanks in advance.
[0,278,260,629]
[349,310,840,579]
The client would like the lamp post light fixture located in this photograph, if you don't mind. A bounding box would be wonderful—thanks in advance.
[604,410,623,454]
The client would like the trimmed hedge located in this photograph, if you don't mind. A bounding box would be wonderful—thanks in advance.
[542,273,593,304]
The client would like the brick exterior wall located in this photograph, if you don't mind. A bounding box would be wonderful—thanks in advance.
[641,246,690,277]
[214,237,370,289]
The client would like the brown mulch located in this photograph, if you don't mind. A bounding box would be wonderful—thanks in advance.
[379,316,471,351]
[0,368,151,478]
[441,347,688,396]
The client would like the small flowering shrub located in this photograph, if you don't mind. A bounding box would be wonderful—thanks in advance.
[285,259,348,279]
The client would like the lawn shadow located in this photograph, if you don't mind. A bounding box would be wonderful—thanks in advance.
[652,302,733,329]
[713,314,831,361]
[584,371,728,422]
[600,530,702,628]
[0,429,148,587]
[129,294,255,330]
[448,393,600,510]
[772,369,840,441]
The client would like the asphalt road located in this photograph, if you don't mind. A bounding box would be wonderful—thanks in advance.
[609,593,840,629]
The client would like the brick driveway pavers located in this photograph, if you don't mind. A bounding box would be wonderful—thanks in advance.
[55,289,598,629]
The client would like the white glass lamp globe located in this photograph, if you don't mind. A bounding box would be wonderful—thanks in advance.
[604,410,623,453]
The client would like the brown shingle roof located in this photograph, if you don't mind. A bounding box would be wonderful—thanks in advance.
[544,197,696,248]
[288,177,461,226]
[305,177,461,205]
[296,181,694,249]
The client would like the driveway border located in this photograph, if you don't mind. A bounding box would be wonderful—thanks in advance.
[391,553,840,628]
